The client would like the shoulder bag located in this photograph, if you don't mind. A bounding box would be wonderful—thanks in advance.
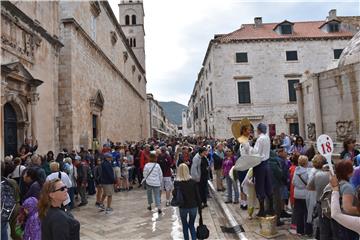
[141,163,156,190]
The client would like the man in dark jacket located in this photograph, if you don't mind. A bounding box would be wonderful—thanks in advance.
[100,153,115,214]
[269,149,285,226]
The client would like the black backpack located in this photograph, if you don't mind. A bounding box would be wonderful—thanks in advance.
[1,178,16,222]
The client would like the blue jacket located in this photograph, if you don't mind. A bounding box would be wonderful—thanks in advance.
[100,160,115,184]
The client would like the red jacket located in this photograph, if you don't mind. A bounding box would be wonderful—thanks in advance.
[140,150,150,171]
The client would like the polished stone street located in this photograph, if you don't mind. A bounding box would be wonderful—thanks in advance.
[72,187,226,240]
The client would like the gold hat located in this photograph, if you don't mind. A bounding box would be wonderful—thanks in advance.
[231,118,251,144]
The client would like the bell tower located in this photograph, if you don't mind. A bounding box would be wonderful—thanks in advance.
[119,0,145,70]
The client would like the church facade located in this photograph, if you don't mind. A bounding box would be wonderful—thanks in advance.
[1,0,148,157]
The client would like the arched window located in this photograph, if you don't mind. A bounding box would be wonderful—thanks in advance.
[132,15,136,25]
[125,15,130,25]
[133,38,136,47]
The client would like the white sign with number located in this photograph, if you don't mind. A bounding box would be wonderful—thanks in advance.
[317,134,334,174]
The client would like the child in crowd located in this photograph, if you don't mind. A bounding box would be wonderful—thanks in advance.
[121,157,130,191]
[18,197,41,240]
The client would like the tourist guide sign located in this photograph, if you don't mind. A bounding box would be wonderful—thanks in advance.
[317,134,334,174]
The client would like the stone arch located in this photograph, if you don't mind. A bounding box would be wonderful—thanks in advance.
[3,94,28,123]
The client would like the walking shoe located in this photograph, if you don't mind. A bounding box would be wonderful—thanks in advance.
[97,203,105,210]
[240,204,248,210]
[147,206,152,211]
[158,208,162,214]
[224,200,232,204]
[78,202,88,207]
[95,202,100,208]
[105,208,113,215]
[165,201,170,207]
[280,210,292,218]
[233,200,239,204]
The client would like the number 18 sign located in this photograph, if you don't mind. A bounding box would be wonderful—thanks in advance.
[317,134,334,174]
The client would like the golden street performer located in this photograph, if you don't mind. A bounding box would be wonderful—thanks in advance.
[232,119,275,217]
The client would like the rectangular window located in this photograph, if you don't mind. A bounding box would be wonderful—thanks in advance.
[236,52,248,63]
[286,51,298,61]
[328,23,339,32]
[289,123,299,135]
[333,49,343,59]
[210,88,214,110]
[237,82,251,104]
[92,115,97,139]
[288,79,299,102]
[280,25,292,34]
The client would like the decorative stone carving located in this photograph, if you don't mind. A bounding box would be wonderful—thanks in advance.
[90,90,104,112]
[307,123,316,141]
[123,51,128,62]
[132,65,136,73]
[336,120,354,141]
[110,31,117,45]
[90,1,101,17]
[1,11,37,61]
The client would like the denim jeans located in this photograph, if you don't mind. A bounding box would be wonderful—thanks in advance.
[1,221,8,240]
[225,175,239,201]
[179,207,197,240]
[68,187,75,209]
[146,184,161,207]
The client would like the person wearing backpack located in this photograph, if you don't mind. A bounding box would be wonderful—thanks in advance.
[1,160,21,240]
[330,160,360,240]
[330,174,360,235]
[173,163,201,240]
[74,156,88,207]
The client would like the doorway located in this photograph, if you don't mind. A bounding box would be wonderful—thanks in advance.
[4,103,18,156]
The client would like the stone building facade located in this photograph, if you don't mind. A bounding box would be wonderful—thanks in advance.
[1,1,63,156]
[147,93,178,138]
[1,1,148,157]
[296,30,360,150]
[185,10,356,139]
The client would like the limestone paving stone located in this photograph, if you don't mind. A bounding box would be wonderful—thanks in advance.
[72,188,223,240]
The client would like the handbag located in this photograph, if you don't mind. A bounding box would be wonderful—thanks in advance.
[141,163,156,190]
[196,207,209,239]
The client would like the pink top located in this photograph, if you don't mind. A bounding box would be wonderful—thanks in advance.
[331,191,360,234]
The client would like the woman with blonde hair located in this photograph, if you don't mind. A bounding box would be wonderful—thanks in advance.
[38,179,80,240]
[173,163,201,240]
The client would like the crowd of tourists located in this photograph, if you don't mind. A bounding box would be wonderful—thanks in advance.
[1,124,360,240]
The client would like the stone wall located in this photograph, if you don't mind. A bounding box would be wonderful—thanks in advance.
[1,1,61,155]
[190,38,351,139]
[58,1,148,150]
[302,62,360,147]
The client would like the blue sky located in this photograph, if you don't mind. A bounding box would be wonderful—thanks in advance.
[109,0,360,105]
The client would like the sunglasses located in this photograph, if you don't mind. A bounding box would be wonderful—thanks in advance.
[53,186,67,192]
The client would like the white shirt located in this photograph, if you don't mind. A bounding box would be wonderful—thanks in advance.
[9,165,26,178]
[249,133,271,161]
[143,162,163,187]
[46,171,73,188]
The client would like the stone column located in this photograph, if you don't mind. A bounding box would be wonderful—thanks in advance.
[26,97,32,138]
[295,83,305,138]
[30,90,39,143]
[313,74,323,138]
